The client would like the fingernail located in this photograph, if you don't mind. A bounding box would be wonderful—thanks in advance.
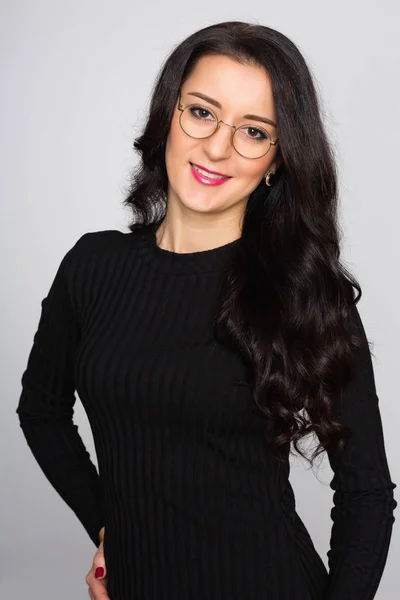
[95,567,104,578]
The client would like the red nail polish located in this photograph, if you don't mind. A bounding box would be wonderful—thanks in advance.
[95,566,104,578]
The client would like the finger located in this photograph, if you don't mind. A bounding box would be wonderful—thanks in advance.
[93,542,107,578]
[86,540,109,598]
[89,577,110,599]
[86,570,108,591]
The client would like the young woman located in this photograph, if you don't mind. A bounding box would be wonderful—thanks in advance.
[16,21,396,600]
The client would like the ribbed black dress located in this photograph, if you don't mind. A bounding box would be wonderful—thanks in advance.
[16,223,396,600]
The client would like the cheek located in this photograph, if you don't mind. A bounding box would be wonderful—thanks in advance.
[165,124,177,175]
[235,147,278,188]
[234,161,268,191]
[242,163,267,181]
[165,117,195,171]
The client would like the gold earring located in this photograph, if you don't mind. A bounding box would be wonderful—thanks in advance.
[265,171,273,187]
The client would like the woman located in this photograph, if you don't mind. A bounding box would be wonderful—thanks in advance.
[16,21,396,600]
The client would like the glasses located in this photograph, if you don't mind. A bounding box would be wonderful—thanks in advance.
[177,93,279,160]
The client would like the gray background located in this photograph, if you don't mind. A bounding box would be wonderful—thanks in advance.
[1,1,399,598]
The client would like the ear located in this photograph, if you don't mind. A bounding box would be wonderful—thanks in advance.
[264,160,282,177]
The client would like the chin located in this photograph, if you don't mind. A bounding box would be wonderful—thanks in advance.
[182,196,220,214]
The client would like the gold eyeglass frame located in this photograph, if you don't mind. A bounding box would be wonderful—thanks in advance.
[177,92,279,160]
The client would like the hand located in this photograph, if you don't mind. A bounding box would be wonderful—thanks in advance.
[85,528,109,599]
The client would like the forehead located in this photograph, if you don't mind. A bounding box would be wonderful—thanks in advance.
[181,54,275,118]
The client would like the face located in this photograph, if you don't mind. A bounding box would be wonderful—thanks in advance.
[164,54,279,221]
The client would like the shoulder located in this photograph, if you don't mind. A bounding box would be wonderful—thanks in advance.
[61,228,145,290]
[58,229,146,316]
[69,229,129,257]
[65,228,145,268]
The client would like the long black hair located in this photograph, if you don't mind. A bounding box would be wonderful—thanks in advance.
[123,21,371,465]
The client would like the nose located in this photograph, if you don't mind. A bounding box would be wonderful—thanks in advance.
[202,120,234,160]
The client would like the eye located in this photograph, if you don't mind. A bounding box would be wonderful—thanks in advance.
[240,126,269,142]
[188,105,216,121]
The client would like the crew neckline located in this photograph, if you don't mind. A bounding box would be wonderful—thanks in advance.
[135,222,241,275]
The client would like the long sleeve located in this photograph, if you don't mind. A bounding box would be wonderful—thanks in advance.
[323,304,397,599]
[16,234,105,547]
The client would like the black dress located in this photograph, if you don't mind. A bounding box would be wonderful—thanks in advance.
[16,224,396,599]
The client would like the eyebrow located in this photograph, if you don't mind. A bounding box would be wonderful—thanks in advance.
[187,91,277,128]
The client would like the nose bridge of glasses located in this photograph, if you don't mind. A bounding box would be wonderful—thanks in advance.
[217,118,235,130]
[214,119,236,144]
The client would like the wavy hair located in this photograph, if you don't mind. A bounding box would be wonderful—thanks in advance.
[123,21,371,465]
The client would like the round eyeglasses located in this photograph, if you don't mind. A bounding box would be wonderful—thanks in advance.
[177,94,279,160]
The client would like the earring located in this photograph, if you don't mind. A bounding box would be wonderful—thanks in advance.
[265,171,273,187]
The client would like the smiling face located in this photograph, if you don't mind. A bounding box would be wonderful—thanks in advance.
[164,53,280,223]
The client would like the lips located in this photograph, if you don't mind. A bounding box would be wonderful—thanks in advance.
[189,163,232,187]
[190,163,231,178]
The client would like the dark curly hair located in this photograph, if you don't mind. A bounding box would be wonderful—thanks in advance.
[123,21,372,465]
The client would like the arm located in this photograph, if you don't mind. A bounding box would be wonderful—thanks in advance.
[323,304,397,599]
[16,234,105,547]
